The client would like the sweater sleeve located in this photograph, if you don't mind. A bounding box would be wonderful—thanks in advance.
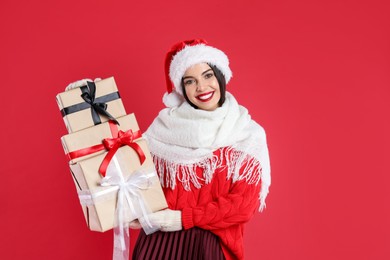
[181,168,261,230]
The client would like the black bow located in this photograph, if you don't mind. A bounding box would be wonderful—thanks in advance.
[79,81,119,125]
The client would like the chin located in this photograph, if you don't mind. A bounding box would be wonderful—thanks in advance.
[199,104,218,111]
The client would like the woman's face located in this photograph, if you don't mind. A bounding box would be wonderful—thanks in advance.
[182,63,221,111]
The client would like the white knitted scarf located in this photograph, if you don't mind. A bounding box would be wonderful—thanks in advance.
[145,92,271,211]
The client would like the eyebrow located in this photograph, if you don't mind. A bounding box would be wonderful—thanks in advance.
[183,69,213,80]
[201,69,213,75]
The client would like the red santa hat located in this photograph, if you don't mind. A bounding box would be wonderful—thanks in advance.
[163,39,233,107]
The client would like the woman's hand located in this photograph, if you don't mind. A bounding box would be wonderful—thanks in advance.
[141,209,182,232]
[65,78,101,91]
[129,219,142,229]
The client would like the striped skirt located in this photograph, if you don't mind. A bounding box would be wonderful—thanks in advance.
[132,227,226,260]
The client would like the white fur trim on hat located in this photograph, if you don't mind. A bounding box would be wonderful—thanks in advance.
[169,44,232,96]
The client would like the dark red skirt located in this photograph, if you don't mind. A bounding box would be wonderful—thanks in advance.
[132,227,225,260]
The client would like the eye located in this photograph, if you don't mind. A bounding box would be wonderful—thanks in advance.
[204,72,214,79]
[183,79,195,86]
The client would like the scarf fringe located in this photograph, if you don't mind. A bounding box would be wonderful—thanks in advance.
[223,147,262,185]
[259,185,269,212]
[152,147,268,210]
[153,154,220,190]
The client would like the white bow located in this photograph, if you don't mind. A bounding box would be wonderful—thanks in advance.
[79,155,159,260]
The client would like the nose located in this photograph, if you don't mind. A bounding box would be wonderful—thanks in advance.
[196,79,207,91]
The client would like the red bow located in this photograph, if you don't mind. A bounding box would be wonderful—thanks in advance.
[103,129,136,150]
[66,121,146,177]
[99,129,146,177]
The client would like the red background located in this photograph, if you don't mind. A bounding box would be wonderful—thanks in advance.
[1,0,389,259]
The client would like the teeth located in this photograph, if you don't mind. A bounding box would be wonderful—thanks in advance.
[198,92,213,100]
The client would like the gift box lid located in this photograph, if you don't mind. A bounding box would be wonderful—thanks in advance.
[61,113,141,164]
[56,77,127,133]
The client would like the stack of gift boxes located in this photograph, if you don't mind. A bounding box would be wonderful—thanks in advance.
[56,77,167,233]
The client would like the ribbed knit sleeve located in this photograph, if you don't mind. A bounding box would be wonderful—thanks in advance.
[181,173,260,230]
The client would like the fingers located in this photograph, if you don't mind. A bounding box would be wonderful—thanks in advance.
[138,209,182,232]
[129,220,142,229]
[65,78,91,91]
[64,77,102,91]
[139,213,163,230]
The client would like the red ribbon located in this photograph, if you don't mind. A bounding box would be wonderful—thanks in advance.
[66,121,145,177]
[99,128,145,177]
[67,143,105,160]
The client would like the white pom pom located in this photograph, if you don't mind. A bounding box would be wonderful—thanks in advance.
[162,91,185,107]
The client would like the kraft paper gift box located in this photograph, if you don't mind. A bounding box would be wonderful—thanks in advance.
[61,114,168,232]
[56,77,126,133]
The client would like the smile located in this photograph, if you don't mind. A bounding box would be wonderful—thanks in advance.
[196,91,214,102]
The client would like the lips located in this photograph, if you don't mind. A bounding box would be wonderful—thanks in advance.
[196,91,214,102]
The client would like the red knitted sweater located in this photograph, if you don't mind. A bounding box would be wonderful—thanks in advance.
[159,147,261,260]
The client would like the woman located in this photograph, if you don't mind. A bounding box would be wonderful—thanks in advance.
[131,39,271,260]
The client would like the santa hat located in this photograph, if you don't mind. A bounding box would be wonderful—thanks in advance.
[163,39,233,107]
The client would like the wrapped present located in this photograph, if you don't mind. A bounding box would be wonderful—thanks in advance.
[61,114,168,232]
[70,145,166,232]
[56,77,126,133]
[61,113,141,164]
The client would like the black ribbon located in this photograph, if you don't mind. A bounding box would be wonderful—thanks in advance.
[61,81,120,125]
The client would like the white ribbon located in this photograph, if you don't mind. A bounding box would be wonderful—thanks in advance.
[78,155,159,260]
